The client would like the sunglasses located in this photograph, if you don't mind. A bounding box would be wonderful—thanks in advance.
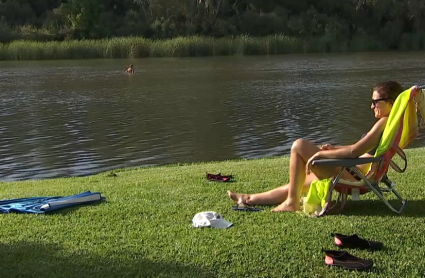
[371,98,392,106]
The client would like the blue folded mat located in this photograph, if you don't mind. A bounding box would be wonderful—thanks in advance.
[0,191,105,214]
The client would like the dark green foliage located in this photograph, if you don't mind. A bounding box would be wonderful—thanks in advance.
[1,0,425,52]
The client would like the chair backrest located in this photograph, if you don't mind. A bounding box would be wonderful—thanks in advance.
[369,87,420,181]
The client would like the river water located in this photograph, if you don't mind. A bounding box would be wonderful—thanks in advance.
[1,52,425,181]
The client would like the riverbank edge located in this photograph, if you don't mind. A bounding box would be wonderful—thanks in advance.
[1,146,424,186]
[1,34,424,61]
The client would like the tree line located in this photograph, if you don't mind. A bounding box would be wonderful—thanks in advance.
[1,0,425,49]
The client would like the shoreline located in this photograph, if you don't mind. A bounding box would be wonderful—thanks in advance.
[1,147,424,184]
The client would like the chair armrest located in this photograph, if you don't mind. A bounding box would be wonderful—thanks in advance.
[311,157,383,167]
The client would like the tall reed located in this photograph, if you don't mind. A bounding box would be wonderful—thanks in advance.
[0,34,418,61]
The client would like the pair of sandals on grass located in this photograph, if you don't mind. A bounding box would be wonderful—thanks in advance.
[324,233,383,271]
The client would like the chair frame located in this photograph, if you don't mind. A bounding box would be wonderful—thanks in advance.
[312,152,407,216]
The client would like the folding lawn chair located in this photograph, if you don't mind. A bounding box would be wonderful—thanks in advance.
[311,86,425,216]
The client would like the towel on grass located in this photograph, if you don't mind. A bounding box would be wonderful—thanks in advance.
[0,191,105,214]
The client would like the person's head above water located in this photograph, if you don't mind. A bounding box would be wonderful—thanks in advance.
[371,81,403,119]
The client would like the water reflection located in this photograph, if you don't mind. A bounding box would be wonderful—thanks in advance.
[1,53,425,181]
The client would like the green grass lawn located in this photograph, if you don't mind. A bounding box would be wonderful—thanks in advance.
[1,148,425,278]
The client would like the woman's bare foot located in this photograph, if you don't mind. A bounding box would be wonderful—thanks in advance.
[271,201,299,212]
[227,190,251,204]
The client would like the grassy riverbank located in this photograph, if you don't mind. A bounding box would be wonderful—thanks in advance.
[1,33,425,60]
[1,147,425,277]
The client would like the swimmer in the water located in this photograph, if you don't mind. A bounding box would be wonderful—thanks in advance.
[126,64,134,74]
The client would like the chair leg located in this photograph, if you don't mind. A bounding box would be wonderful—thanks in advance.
[318,170,345,216]
[382,177,407,213]
[327,192,341,213]
[340,193,347,210]
[317,190,337,217]
[367,179,407,213]
[328,192,347,214]
[348,170,407,214]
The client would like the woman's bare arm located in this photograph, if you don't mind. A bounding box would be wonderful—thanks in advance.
[305,118,387,174]
[308,117,387,161]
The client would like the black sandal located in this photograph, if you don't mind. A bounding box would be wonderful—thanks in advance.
[323,249,373,271]
[332,233,383,250]
[231,204,264,212]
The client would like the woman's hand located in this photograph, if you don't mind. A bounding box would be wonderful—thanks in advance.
[411,85,421,96]
[306,152,322,175]
[320,144,335,150]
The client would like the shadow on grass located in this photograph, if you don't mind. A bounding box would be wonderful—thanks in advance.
[337,199,425,217]
[0,242,214,278]
[47,201,106,215]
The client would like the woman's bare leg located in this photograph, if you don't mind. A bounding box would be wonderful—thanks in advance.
[228,138,340,211]
[227,172,319,206]
[272,139,331,212]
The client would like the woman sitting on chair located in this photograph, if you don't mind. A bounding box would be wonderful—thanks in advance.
[228,81,418,212]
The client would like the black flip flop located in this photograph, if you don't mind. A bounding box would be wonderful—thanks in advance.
[323,249,373,271]
[231,204,264,212]
[332,233,383,250]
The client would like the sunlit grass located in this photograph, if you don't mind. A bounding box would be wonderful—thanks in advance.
[1,147,425,277]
